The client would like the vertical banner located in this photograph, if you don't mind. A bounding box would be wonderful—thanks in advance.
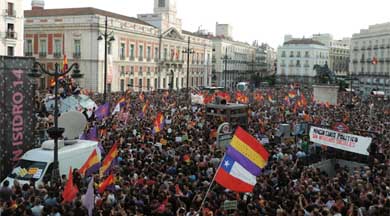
[0,56,35,179]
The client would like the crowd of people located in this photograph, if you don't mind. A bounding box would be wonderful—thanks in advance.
[0,85,389,216]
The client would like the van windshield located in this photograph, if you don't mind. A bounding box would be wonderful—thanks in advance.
[8,160,47,181]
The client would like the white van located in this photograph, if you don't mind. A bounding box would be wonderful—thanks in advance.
[2,139,100,187]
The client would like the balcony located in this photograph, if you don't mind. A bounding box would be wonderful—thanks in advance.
[353,47,359,51]
[289,55,294,58]
[360,47,365,50]
[386,58,390,62]
[4,9,16,17]
[360,59,365,63]
[304,55,310,58]
[5,31,17,39]
[138,56,144,61]
[25,52,33,57]
[373,45,379,50]
[53,52,62,58]
[280,64,286,67]
[281,54,286,57]
[120,55,126,60]
[380,45,385,49]
[352,60,358,64]
[147,57,151,62]
[73,52,81,59]
[39,52,47,57]
[367,46,372,50]
[304,64,310,68]
[130,56,135,61]
[147,72,151,76]
[288,64,295,67]
[296,64,301,67]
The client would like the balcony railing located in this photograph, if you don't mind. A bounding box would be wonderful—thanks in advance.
[304,55,310,58]
[39,52,47,57]
[361,47,365,50]
[353,48,359,51]
[288,64,295,67]
[304,64,310,68]
[373,45,379,50]
[296,64,301,67]
[130,56,135,61]
[5,9,16,17]
[380,45,385,49]
[147,57,151,62]
[73,52,81,59]
[5,31,17,39]
[352,60,358,64]
[360,59,365,63]
[367,46,372,50]
[25,52,33,57]
[53,52,62,58]
[138,56,144,61]
[120,55,126,60]
[386,58,390,62]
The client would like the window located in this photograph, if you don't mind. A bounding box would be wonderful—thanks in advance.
[74,39,81,54]
[147,79,150,90]
[25,40,33,56]
[54,39,61,56]
[154,47,158,59]
[7,46,14,56]
[154,78,158,89]
[107,42,112,55]
[290,51,294,57]
[130,66,134,74]
[163,78,166,88]
[7,2,14,16]
[147,47,151,59]
[147,67,150,73]
[120,80,125,92]
[39,40,47,56]
[130,44,135,59]
[139,45,144,58]
[120,43,125,59]
[129,79,134,87]
[281,51,286,57]
[158,0,165,7]
[139,79,143,89]
[164,48,168,59]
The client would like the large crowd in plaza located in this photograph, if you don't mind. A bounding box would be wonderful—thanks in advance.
[0,85,390,216]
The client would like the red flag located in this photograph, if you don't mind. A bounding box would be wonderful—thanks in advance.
[98,174,115,194]
[216,91,231,102]
[62,167,79,203]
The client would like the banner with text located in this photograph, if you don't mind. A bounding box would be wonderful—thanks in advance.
[309,126,372,155]
[0,57,35,179]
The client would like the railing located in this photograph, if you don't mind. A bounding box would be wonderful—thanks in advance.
[25,52,33,57]
[304,64,310,68]
[138,56,144,61]
[5,9,16,17]
[53,52,62,58]
[352,60,358,64]
[367,46,372,50]
[380,45,385,49]
[120,55,126,60]
[73,52,81,59]
[386,58,390,62]
[288,64,295,67]
[39,52,47,57]
[5,31,17,39]
[130,56,135,61]
[304,55,310,58]
[360,47,365,50]
[296,64,301,67]
[147,57,151,62]
[373,45,379,50]
[353,48,359,51]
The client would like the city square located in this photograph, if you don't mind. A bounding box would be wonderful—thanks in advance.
[0,0,390,215]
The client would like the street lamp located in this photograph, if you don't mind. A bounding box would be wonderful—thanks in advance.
[182,37,194,102]
[28,62,82,184]
[222,47,231,90]
[98,16,115,103]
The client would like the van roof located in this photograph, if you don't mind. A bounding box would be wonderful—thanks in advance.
[22,140,98,163]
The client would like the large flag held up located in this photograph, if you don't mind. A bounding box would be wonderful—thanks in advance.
[79,149,100,176]
[153,113,165,134]
[215,127,270,193]
[99,143,119,176]
[95,103,110,121]
[62,167,79,202]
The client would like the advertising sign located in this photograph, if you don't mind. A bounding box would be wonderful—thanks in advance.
[309,126,372,155]
[217,122,232,150]
[0,56,35,179]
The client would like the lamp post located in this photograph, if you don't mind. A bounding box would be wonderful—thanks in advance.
[222,47,231,90]
[28,62,82,184]
[182,37,194,101]
[98,16,115,103]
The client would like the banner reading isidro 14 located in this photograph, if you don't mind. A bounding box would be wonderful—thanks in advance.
[0,56,35,179]
[309,126,372,156]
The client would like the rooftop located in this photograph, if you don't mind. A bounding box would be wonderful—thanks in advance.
[24,7,156,27]
[284,39,325,46]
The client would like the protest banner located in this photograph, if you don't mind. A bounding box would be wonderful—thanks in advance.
[309,126,372,155]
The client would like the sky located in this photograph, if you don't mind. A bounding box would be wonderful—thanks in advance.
[25,0,390,48]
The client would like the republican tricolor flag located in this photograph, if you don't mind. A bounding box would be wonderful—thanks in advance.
[153,113,165,134]
[215,127,269,193]
[99,143,119,176]
[79,149,100,176]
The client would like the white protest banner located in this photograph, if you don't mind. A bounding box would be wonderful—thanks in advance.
[309,126,372,155]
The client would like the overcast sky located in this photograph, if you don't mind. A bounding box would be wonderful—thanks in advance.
[25,0,390,48]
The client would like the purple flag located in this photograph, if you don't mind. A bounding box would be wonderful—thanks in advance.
[83,177,94,216]
[81,126,98,141]
[95,103,110,121]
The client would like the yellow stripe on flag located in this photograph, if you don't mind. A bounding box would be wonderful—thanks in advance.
[230,136,267,168]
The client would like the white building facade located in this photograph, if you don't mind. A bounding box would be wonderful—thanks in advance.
[0,0,23,56]
[277,38,329,84]
[350,22,390,96]
[211,37,255,89]
[24,0,212,92]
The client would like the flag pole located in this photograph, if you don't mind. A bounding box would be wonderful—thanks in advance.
[198,154,226,213]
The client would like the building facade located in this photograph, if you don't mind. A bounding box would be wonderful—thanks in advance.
[211,36,255,89]
[312,33,350,77]
[253,42,276,78]
[350,22,390,96]
[0,0,23,56]
[24,0,212,92]
[277,38,329,84]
